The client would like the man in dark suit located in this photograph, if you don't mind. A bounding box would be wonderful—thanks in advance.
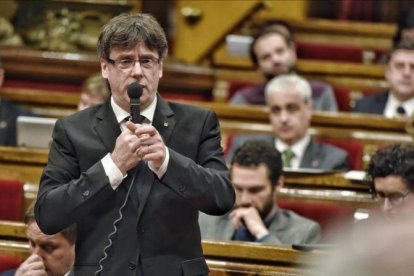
[226,74,348,170]
[0,59,32,146]
[200,140,321,244]
[353,40,414,118]
[35,13,235,276]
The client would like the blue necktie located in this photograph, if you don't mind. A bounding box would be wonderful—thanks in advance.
[232,226,256,242]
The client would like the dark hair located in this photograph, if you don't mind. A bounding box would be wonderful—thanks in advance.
[231,140,283,187]
[249,21,295,66]
[387,39,414,63]
[367,144,414,192]
[97,13,168,61]
[393,8,414,46]
[28,201,76,244]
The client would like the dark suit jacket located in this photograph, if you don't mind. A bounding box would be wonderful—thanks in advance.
[225,135,348,170]
[352,91,388,115]
[35,96,235,276]
[0,99,32,146]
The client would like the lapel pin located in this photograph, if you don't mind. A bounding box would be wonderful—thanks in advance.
[163,122,168,127]
[0,121,7,129]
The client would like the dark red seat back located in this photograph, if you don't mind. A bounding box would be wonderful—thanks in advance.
[0,178,24,221]
[0,255,22,272]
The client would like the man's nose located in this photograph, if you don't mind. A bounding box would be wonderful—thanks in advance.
[382,198,393,213]
[131,61,144,76]
[280,110,289,122]
[239,191,251,205]
[271,53,282,64]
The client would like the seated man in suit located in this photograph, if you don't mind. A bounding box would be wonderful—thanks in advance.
[0,58,32,146]
[366,144,414,220]
[229,20,338,112]
[353,40,414,118]
[226,74,348,170]
[0,202,76,276]
[200,140,321,244]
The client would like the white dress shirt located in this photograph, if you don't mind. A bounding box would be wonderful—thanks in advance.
[275,134,311,169]
[384,93,414,118]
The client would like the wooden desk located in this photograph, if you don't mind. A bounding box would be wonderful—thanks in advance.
[203,240,323,276]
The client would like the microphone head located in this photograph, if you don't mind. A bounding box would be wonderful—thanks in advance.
[127,82,143,99]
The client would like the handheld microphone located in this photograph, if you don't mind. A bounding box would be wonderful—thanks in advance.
[127,82,143,123]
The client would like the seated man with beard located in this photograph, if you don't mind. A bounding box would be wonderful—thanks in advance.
[199,140,321,244]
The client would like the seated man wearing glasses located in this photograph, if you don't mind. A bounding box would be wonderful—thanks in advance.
[367,144,414,219]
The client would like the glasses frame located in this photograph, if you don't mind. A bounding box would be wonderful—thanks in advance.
[107,56,161,71]
[373,190,411,206]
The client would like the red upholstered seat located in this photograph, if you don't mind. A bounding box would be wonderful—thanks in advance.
[226,80,258,102]
[332,85,351,112]
[0,255,22,272]
[296,42,363,63]
[0,179,24,221]
[317,138,364,170]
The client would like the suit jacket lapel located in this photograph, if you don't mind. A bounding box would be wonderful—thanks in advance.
[94,100,121,153]
[301,140,322,169]
[152,95,176,145]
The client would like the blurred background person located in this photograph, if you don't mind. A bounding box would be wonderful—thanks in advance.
[0,202,76,276]
[393,7,414,47]
[229,21,338,112]
[0,58,32,146]
[366,143,414,219]
[226,74,348,170]
[77,72,110,111]
[353,40,414,118]
[200,140,321,244]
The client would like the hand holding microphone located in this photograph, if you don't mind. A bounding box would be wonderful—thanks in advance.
[111,82,166,173]
[110,83,144,174]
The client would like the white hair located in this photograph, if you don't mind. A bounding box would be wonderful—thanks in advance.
[265,74,312,103]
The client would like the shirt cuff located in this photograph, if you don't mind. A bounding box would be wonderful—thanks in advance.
[148,146,169,179]
[102,153,124,190]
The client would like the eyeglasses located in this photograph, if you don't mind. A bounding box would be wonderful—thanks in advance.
[107,57,160,71]
[373,190,411,206]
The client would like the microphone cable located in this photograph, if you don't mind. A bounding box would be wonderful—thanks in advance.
[94,166,140,275]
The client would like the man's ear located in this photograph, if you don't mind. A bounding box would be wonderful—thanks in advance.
[158,60,163,78]
[100,58,109,79]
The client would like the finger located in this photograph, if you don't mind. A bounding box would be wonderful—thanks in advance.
[125,121,139,132]
[134,125,157,137]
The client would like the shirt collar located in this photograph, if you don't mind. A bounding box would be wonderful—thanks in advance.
[384,92,414,118]
[110,95,157,124]
[275,133,311,167]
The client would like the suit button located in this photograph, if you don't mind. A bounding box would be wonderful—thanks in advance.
[129,261,136,270]
[137,227,145,234]
[82,190,90,197]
